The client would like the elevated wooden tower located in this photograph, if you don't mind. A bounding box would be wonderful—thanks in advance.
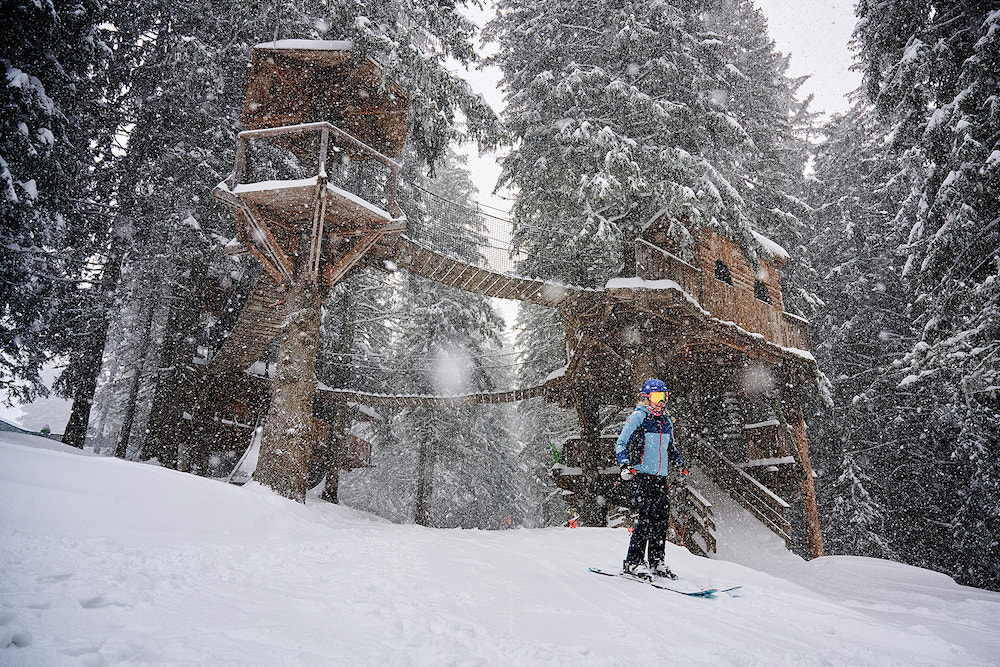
[210,40,408,501]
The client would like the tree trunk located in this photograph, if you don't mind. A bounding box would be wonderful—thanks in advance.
[415,421,434,526]
[574,391,607,527]
[144,270,207,467]
[253,279,322,502]
[114,297,157,459]
[318,283,355,503]
[61,334,106,448]
[319,401,349,503]
[62,233,127,448]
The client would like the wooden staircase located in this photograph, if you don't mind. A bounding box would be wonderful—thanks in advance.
[690,436,794,546]
[208,274,290,373]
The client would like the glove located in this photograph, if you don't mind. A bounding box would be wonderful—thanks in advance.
[620,465,635,481]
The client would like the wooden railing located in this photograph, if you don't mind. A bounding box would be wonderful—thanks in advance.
[229,120,403,218]
[635,241,811,351]
[671,483,717,557]
[690,436,792,546]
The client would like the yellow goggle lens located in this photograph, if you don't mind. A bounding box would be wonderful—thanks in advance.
[648,391,667,404]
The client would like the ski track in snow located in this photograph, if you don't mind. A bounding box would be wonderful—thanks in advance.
[1,433,999,666]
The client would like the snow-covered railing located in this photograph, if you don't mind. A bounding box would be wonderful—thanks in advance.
[671,481,717,557]
[229,120,403,219]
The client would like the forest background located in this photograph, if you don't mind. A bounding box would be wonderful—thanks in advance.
[2,0,998,592]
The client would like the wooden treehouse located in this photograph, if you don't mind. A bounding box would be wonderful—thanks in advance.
[549,215,824,558]
[184,40,408,500]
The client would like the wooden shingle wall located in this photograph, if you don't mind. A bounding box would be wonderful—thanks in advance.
[638,220,809,351]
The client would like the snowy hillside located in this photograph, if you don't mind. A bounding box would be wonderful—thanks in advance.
[2,432,998,666]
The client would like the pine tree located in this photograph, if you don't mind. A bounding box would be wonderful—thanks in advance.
[854,2,1000,401]
[0,0,109,413]
[825,453,896,559]
[485,0,807,286]
[803,2,1000,589]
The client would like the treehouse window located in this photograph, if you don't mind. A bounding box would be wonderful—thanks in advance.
[714,260,732,285]
[754,279,772,304]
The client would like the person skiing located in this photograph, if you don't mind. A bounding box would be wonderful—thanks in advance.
[615,378,688,580]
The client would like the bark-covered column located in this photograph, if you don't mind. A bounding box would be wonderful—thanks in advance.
[574,391,606,527]
[62,233,127,449]
[144,269,207,467]
[414,431,435,527]
[319,400,349,503]
[317,283,356,503]
[253,279,322,502]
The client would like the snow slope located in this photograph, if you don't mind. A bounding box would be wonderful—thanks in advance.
[2,432,999,666]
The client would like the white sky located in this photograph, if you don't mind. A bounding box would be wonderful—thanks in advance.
[753,0,861,116]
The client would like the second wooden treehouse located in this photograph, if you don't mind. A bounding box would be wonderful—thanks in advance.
[550,215,823,558]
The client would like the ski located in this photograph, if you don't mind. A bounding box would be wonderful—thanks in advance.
[588,568,741,598]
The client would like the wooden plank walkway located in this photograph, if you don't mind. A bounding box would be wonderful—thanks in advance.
[370,235,603,311]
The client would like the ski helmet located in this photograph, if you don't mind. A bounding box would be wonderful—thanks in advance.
[640,379,668,395]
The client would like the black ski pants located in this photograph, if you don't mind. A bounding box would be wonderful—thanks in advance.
[626,473,671,567]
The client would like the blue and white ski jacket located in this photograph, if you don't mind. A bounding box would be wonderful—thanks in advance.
[615,405,684,477]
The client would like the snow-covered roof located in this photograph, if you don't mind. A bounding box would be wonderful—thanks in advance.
[254,39,353,52]
[751,230,789,262]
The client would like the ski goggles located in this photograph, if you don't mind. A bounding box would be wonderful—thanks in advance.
[646,391,668,404]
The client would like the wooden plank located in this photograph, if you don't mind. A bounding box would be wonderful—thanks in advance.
[453,264,479,291]
[493,277,525,301]
[437,257,463,284]
[467,268,500,295]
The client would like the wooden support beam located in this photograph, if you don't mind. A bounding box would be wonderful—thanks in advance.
[782,392,825,559]
[306,126,331,281]
[323,232,385,289]
[238,200,295,282]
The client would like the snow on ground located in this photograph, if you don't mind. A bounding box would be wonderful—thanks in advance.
[2,432,999,666]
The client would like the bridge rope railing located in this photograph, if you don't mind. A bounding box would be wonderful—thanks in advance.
[316,375,564,408]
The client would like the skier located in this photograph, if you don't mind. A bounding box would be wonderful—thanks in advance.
[616,378,688,580]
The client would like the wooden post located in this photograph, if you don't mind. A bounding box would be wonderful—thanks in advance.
[778,391,824,559]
